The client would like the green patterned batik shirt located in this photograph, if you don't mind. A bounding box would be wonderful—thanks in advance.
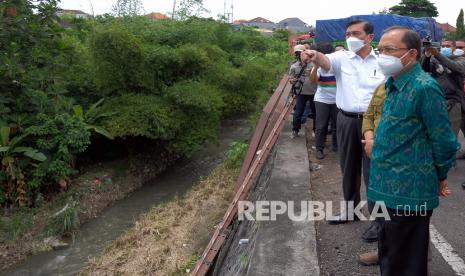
[368,63,461,211]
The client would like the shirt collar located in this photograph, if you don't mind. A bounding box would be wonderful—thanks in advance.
[348,47,377,60]
[386,62,421,93]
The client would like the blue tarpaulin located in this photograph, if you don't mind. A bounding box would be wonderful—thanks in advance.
[315,14,443,43]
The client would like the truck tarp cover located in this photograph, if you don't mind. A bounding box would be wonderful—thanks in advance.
[315,14,443,42]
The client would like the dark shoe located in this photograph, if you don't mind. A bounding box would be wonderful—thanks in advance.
[328,213,360,225]
[457,153,465,160]
[361,222,379,243]
[316,150,325,160]
[291,130,299,139]
[358,250,379,266]
[462,181,465,190]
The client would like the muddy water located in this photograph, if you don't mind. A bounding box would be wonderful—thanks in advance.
[3,118,251,276]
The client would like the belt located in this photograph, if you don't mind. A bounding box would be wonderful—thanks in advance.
[339,109,364,119]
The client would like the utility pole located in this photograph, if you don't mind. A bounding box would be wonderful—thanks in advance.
[223,0,227,22]
[88,0,95,17]
[231,0,234,23]
[172,0,176,20]
[224,0,233,23]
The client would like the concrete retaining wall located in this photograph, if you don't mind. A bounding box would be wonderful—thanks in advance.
[212,119,320,276]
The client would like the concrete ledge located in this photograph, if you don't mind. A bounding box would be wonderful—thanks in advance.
[246,118,319,276]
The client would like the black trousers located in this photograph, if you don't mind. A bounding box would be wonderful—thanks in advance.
[293,94,315,132]
[379,208,433,276]
[336,112,371,209]
[314,102,338,151]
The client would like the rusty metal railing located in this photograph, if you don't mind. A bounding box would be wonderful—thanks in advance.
[192,74,295,275]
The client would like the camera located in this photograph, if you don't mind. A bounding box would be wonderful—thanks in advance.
[422,35,440,48]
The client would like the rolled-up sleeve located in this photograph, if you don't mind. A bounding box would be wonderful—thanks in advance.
[362,97,376,136]
[418,82,461,180]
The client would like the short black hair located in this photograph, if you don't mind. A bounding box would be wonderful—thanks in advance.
[384,26,421,60]
[346,19,374,35]
[442,40,456,47]
[316,42,335,54]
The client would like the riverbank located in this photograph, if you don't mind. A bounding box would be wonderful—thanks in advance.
[0,148,178,270]
[1,117,251,275]
[81,161,241,275]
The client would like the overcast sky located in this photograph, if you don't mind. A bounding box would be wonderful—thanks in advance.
[59,0,464,26]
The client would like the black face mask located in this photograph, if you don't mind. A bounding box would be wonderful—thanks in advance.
[295,52,301,61]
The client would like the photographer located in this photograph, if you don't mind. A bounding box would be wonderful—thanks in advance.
[289,45,317,138]
[421,40,465,138]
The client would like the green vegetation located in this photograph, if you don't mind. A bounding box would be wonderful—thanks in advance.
[388,0,439,18]
[455,9,465,40]
[0,0,288,209]
[225,141,248,169]
[46,201,80,236]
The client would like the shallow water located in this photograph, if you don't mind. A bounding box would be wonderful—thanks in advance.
[3,117,251,276]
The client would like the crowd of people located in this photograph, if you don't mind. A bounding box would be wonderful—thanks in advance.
[288,19,465,276]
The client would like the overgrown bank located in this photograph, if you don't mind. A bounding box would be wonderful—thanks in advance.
[81,142,248,275]
[1,0,289,269]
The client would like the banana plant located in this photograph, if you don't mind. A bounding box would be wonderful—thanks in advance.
[72,98,115,139]
[1,126,46,206]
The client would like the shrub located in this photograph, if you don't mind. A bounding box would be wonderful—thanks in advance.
[165,81,224,155]
[89,23,150,96]
[101,94,184,140]
[25,114,91,191]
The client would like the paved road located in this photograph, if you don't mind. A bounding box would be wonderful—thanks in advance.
[307,128,465,276]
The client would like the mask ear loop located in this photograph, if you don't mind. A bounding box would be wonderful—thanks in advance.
[400,49,413,67]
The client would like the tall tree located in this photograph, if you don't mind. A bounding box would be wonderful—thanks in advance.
[389,0,438,18]
[174,0,207,20]
[456,9,465,40]
[111,0,145,17]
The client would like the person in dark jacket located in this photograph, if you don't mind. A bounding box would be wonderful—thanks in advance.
[422,40,465,138]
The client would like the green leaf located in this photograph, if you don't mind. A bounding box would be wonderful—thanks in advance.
[0,127,10,146]
[23,150,47,162]
[73,105,84,119]
[12,147,32,153]
[0,146,10,152]
[89,126,114,140]
[86,98,105,117]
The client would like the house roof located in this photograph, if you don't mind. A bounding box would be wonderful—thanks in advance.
[247,17,274,24]
[439,23,456,33]
[279,17,307,26]
[233,19,248,24]
[57,9,89,15]
[146,12,170,20]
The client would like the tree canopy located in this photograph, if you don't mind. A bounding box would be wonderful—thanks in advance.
[111,0,145,17]
[456,9,465,40]
[389,0,439,18]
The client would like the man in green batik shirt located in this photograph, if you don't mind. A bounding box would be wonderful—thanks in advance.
[368,26,460,276]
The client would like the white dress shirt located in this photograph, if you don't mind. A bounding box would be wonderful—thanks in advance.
[326,49,385,113]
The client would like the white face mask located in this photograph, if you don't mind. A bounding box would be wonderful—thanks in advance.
[377,50,411,77]
[454,49,464,56]
[346,37,365,53]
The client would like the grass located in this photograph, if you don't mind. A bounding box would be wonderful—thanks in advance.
[173,254,201,275]
[0,159,140,270]
[0,208,36,242]
[46,201,80,237]
[80,142,247,275]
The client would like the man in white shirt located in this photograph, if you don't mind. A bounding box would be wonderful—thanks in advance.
[301,20,385,235]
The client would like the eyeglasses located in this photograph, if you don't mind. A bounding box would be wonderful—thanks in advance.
[375,47,409,55]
